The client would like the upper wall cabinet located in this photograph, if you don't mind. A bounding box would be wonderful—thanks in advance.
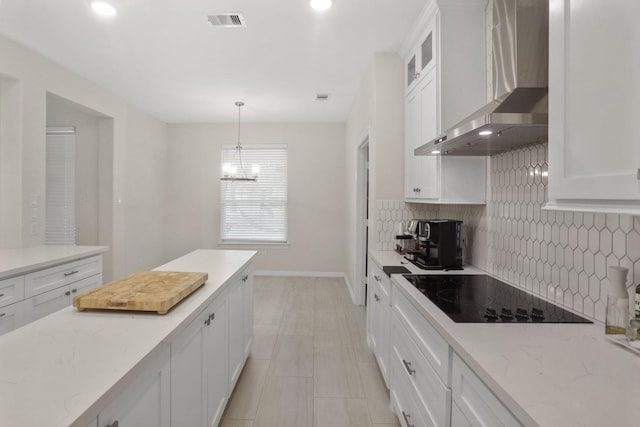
[405,18,437,94]
[403,0,487,204]
[547,0,640,215]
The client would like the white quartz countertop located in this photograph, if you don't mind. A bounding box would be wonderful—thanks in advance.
[0,249,256,427]
[0,245,109,279]
[370,250,640,427]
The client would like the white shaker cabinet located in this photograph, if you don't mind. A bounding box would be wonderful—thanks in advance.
[171,293,228,427]
[24,274,102,323]
[405,67,440,201]
[403,1,487,204]
[451,354,521,427]
[228,269,245,391]
[0,300,25,335]
[547,0,640,214]
[98,350,171,427]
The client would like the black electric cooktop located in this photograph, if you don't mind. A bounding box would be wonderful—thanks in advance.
[402,274,592,324]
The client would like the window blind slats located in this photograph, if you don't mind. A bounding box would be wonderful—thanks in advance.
[45,130,76,245]
[221,145,287,243]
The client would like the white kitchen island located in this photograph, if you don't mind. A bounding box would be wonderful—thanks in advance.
[0,249,256,427]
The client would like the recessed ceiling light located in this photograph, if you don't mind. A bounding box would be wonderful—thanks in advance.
[310,0,333,11]
[431,150,441,154]
[91,1,117,17]
[478,130,493,136]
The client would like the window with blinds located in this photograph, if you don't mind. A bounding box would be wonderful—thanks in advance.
[220,144,288,243]
[45,127,76,245]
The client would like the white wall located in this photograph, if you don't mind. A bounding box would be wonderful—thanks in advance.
[46,95,100,246]
[165,123,346,273]
[344,53,405,300]
[0,34,169,281]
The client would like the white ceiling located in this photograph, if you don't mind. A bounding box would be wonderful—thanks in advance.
[0,0,428,123]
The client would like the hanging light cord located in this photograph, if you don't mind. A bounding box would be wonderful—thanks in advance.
[235,101,246,177]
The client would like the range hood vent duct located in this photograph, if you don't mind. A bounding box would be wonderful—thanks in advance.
[207,13,246,27]
[416,0,549,157]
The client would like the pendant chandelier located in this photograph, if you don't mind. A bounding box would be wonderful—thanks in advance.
[221,101,259,182]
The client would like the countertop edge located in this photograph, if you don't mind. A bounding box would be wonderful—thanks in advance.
[0,245,109,279]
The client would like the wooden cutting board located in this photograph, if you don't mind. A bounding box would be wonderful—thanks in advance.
[73,271,208,314]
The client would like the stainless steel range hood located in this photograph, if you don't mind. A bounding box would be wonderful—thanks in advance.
[415,0,549,156]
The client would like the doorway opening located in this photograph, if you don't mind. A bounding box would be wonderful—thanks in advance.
[355,136,369,306]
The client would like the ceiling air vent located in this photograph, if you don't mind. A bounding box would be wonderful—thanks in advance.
[207,13,246,27]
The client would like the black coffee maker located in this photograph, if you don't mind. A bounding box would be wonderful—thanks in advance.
[411,219,463,270]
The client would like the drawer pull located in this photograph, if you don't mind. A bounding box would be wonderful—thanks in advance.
[0,313,6,318]
[0,293,4,297]
[71,288,78,293]
[209,312,215,321]
[374,294,380,302]
[402,411,415,427]
[402,359,416,375]
[242,275,248,282]
[373,275,381,282]
[107,421,119,427]
[65,290,71,296]
[64,270,79,277]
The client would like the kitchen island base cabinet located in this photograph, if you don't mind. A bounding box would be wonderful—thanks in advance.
[0,300,25,334]
[229,264,253,391]
[451,354,522,427]
[171,293,228,427]
[98,349,170,427]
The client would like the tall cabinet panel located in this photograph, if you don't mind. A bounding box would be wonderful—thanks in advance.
[547,0,640,214]
[403,1,487,205]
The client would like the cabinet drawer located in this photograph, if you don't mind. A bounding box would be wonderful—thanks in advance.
[0,300,25,336]
[452,354,522,427]
[24,286,69,323]
[0,276,25,308]
[24,255,102,297]
[391,311,451,427]
[390,346,429,427]
[368,261,391,298]
[392,285,451,385]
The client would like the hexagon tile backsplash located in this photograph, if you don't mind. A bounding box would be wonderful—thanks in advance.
[376,143,640,322]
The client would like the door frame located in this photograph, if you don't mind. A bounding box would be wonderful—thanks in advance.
[355,134,369,306]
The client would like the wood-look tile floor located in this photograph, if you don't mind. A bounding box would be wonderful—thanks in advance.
[220,276,400,427]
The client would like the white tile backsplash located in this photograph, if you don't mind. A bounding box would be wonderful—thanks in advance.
[376,143,640,322]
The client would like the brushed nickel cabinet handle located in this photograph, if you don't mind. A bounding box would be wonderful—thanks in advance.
[71,288,78,293]
[373,275,381,282]
[374,294,380,302]
[209,312,215,321]
[242,275,248,282]
[402,411,415,427]
[0,313,6,318]
[402,359,416,375]
[64,290,71,296]
[64,270,79,277]
[0,293,4,297]
[205,317,211,326]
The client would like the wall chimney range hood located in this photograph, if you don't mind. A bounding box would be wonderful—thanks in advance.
[415,0,549,156]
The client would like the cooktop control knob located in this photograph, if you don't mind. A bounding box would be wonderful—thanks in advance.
[515,308,530,321]
[484,308,499,321]
[499,308,514,321]
[531,307,545,321]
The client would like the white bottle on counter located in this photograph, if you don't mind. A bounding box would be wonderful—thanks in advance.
[606,266,629,335]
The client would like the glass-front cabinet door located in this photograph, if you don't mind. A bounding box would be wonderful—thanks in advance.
[405,12,437,93]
